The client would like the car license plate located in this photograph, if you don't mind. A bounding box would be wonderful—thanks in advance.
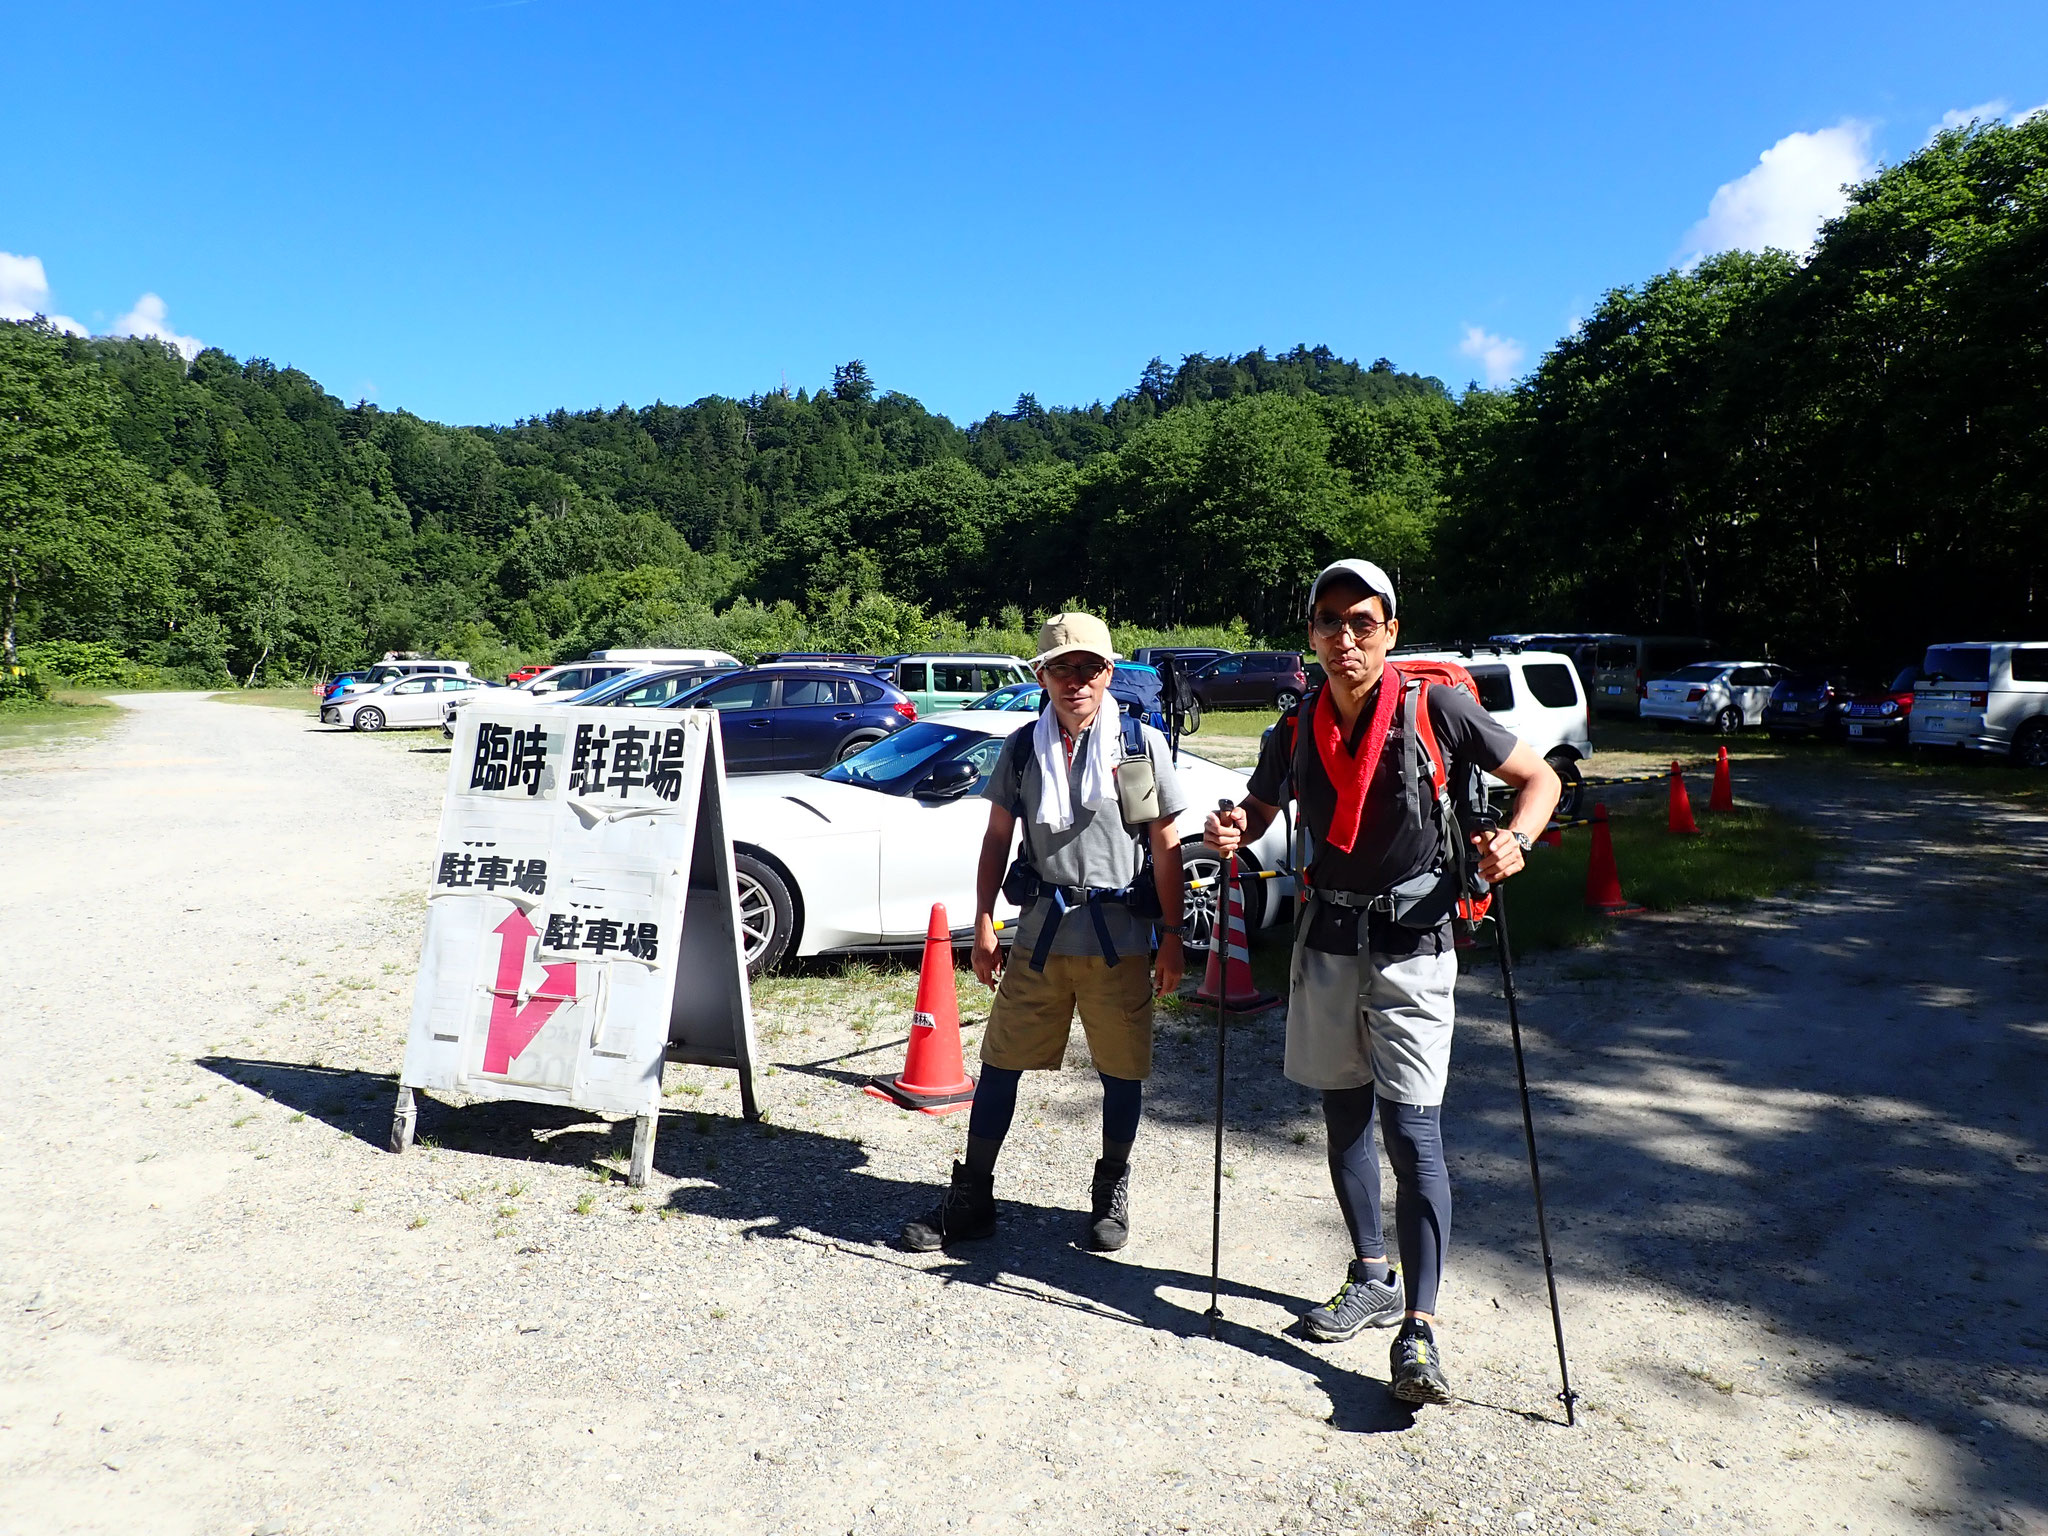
[1604,685,1622,695]
[1928,718,1945,731]
[1848,724,1863,736]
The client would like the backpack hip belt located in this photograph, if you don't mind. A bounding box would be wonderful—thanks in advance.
[1305,885,1396,914]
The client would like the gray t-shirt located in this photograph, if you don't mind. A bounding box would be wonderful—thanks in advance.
[984,716,1188,959]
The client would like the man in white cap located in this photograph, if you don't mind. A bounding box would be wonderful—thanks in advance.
[901,612,1188,1254]
[1205,560,1558,1406]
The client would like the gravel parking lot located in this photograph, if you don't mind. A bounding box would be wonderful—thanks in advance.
[1,694,2042,1536]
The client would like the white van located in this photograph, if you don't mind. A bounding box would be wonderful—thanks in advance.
[1910,642,2048,767]
[1400,648,1594,814]
[585,648,741,670]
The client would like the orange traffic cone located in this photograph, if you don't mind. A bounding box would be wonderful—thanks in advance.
[865,903,977,1115]
[1709,746,1735,813]
[1194,866,1280,1013]
[1667,760,1699,835]
[1583,804,1642,915]
[1537,824,1564,848]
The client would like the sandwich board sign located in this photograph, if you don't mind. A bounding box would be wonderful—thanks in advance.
[392,701,759,1185]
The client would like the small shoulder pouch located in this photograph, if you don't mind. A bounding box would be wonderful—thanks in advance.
[1113,714,1161,827]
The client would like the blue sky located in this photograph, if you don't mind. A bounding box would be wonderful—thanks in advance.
[4,3,2042,427]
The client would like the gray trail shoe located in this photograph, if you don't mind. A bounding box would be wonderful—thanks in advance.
[1303,1260,1405,1341]
[899,1162,997,1252]
[1390,1318,1454,1405]
[1085,1158,1131,1251]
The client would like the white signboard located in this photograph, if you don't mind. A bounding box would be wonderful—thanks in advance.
[394,701,757,1180]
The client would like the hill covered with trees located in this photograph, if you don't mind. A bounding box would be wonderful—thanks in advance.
[4,117,2043,687]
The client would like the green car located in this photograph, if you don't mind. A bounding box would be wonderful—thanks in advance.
[875,653,1033,718]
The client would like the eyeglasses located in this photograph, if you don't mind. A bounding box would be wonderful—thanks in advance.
[1311,611,1389,641]
[1043,659,1109,683]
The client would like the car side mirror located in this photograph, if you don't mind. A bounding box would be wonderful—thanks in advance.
[914,761,980,801]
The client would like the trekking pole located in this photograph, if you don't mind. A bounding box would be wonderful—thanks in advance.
[1488,876,1580,1426]
[1206,797,1234,1339]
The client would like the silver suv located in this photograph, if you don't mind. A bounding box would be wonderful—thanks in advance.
[1910,642,2048,767]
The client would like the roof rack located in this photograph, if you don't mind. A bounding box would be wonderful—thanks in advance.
[1393,641,1524,658]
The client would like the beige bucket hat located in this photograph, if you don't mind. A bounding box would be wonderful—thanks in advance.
[1031,612,1120,666]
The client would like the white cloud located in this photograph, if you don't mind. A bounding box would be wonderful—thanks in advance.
[1458,325,1526,387]
[0,251,88,335]
[112,292,203,361]
[1681,121,1876,262]
[1936,98,2011,135]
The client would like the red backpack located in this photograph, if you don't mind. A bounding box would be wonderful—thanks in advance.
[1278,660,1494,928]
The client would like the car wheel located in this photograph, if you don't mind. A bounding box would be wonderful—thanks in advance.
[1177,838,1264,954]
[1545,751,1583,821]
[2014,719,2048,771]
[733,852,796,977]
[835,733,883,764]
[1715,705,1742,735]
[353,707,385,732]
[1275,688,1301,713]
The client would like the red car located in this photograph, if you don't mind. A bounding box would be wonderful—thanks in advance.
[504,665,549,686]
[1841,665,1925,745]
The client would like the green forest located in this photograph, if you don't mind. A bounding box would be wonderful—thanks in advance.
[3,118,2043,691]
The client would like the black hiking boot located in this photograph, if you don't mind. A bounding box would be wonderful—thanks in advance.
[1085,1158,1131,1251]
[1389,1317,1454,1405]
[899,1162,997,1252]
[1302,1260,1405,1342]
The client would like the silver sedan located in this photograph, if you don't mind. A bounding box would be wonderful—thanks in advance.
[322,675,488,731]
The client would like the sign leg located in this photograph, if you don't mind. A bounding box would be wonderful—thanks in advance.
[628,1113,658,1188]
[389,1085,417,1154]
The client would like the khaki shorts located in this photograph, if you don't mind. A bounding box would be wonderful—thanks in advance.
[981,953,1155,1080]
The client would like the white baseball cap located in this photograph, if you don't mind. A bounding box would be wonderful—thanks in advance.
[1308,559,1397,620]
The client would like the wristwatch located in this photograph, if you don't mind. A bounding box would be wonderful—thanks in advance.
[1157,921,1187,936]
[1507,830,1533,852]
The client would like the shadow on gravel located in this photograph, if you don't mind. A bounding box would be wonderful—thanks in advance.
[1384,767,2048,1516]
[652,1114,1458,1436]
[198,1057,648,1173]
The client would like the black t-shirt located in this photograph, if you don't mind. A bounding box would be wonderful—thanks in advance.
[1246,673,1521,897]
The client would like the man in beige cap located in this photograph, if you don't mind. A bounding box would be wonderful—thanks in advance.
[901,612,1187,1254]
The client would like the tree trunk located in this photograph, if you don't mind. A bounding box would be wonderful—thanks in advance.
[244,642,271,689]
[3,554,17,668]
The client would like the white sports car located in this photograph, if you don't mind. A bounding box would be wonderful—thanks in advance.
[722,710,1297,974]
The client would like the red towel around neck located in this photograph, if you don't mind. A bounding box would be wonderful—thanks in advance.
[1313,662,1402,854]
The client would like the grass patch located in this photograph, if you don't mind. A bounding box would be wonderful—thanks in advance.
[1189,708,1283,740]
[1500,803,1827,951]
[0,689,120,746]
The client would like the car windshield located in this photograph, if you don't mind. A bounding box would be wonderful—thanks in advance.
[1887,666,1922,692]
[1666,664,1725,682]
[819,723,988,791]
[966,683,1043,711]
[1923,646,1990,683]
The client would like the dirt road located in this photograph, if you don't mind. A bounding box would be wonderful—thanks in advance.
[2,694,2042,1536]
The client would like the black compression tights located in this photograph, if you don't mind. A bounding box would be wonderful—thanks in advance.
[1321,1085,1452,1316]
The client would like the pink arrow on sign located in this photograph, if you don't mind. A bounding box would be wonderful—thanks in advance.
[481,908,578,1075]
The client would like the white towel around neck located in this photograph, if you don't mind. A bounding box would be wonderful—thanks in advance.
[1031,706,1123,834]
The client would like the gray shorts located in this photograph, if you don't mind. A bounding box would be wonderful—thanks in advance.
[1284,896,1459,1106]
